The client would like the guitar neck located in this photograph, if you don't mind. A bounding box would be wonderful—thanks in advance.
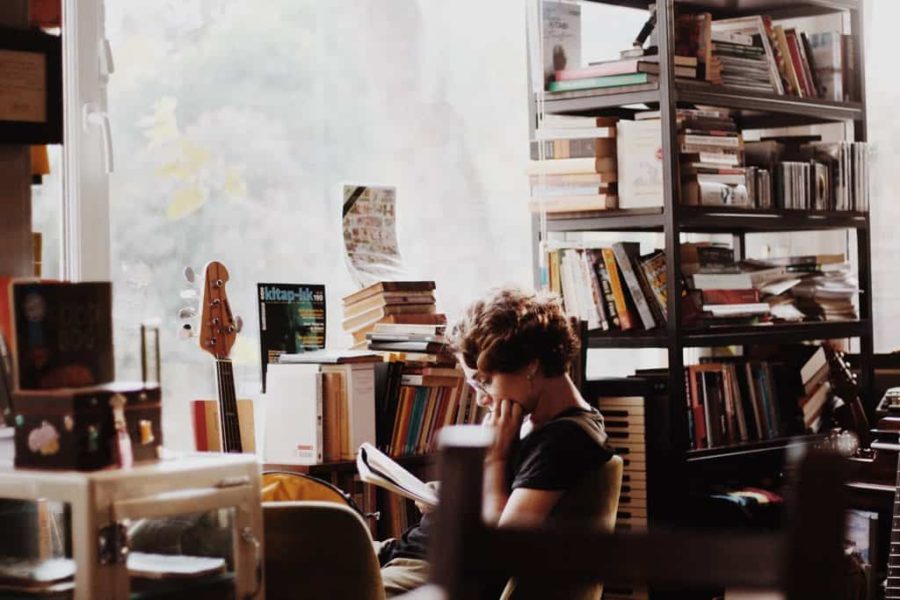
[215,359,243,453]
[888,454,900,598]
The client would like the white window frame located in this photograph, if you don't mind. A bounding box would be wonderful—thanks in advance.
[62,0,111,281]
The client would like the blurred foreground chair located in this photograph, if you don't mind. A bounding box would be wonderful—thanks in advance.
[262,471,384,600]
[264,500,384,600]
[425,426,849,600]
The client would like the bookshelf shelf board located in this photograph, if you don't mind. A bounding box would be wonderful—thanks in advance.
[681,320,868,347]
[677,207,869,233]
[585,321,867,349]
[585,330,669,349]
[542,207,867,234]
[685,434,824,463]
[541,81,863,126]
[583,0,858,18]
[543,208,664,232]
[677,81,865,125]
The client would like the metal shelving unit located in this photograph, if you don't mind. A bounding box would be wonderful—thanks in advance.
[529,0,872,505]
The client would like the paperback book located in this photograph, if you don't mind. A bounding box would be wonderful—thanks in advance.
[356,442,438,508]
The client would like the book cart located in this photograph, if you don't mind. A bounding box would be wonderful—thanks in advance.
[528,0,872,594]
[0,453,264,599]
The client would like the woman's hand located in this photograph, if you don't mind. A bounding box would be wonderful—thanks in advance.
[482,398,524,464]
[414,481,440,514]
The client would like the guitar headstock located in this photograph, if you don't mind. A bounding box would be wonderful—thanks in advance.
[198,261,237,360]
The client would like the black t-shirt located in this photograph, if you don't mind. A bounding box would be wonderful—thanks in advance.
[381,406,614,563]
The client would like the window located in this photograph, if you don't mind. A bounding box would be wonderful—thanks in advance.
[102,1,535,449]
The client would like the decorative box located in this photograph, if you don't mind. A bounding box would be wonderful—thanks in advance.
[12,382,162,471]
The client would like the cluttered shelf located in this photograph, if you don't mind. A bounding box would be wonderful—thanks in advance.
[541,80,864,125]
[684,433,824,462]
[585,320,869,348]
[540,207,868,233]
[580,0,858,19]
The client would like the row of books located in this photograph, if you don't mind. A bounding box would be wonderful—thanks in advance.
[745,139,869,212]
[528,107,868,215]
[380,377,479,457]
[548,241,859,332]
[539,1,856,102]
[683,244,859,326]
[680,12,855,101]
[684,360,786,450]
[546,242,666,332]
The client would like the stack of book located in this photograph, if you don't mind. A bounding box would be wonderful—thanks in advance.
[342,281,445,349]
[546,54,698,96]
[529,115,618,214]
[790,263,859,322]
[710,22,778,93]
[682,243,794,327]
[546,242,667,332]
[630,107,749,207]
[797,348,831,432]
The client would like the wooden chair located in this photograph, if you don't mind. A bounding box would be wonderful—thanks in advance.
[427,426,850,600]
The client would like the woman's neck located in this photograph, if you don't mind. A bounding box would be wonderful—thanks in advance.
[529,374,590,427]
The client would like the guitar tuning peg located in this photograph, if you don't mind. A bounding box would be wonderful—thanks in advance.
[234,316,243,333]
[178,306,197,320]
[183,266,196,284]
[178,323,194,340]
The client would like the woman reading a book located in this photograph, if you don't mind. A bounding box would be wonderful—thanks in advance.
[376,287,615,598]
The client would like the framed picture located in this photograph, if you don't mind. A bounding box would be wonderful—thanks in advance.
[0,26,62,144]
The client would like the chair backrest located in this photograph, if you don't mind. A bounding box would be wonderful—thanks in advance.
[261,470,358,506]
[263,500,385,600]
[499,455,624,600]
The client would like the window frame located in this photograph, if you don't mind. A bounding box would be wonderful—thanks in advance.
[62,0,111,282]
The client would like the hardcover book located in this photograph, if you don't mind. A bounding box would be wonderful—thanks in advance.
[257,283,326,393]
[11,281,113,390]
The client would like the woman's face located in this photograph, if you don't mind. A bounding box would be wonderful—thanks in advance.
[459,358,537,415]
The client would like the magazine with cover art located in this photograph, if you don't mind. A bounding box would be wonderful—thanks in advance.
[257,283,326,393]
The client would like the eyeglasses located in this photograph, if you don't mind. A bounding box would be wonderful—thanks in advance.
[465,376,489,395]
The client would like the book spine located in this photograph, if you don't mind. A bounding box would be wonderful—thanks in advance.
[593,252,621,330]
[601,248,634,331]
[611,243,655,330]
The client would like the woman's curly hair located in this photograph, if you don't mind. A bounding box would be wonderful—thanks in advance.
[447,287,579,377]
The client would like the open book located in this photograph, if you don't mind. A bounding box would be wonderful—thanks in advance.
[356,442,438,509]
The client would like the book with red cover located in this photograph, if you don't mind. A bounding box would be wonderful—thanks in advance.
[701,289,761,305]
